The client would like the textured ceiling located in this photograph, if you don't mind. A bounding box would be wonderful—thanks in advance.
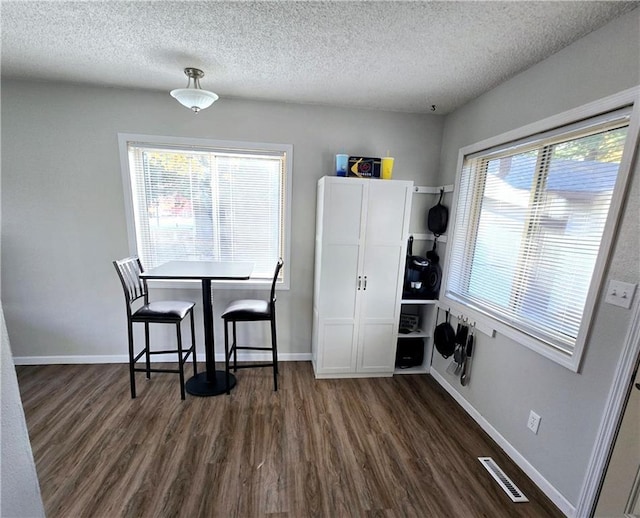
[1,1,638,114]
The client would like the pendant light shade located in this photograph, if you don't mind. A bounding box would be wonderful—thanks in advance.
[170,67,219,113]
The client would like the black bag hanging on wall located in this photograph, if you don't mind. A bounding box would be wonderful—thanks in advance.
[428,188,449,236]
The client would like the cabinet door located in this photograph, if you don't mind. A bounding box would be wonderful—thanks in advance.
[361,181,411,319]
[316,180,366,373]
[357,244,404,372]
[357,322,397,373]
[317,322,358,373]
[319,180,365,319]
[365,181,412,246]
[357,181,412,373]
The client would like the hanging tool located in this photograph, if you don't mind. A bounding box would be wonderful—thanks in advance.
[460,323,475,386]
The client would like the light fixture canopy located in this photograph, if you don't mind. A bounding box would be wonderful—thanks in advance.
[170,67,219,113]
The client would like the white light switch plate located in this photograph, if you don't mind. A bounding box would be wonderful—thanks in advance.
[605,280,637,309]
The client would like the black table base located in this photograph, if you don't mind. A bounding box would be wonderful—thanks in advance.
[185,371,237,397]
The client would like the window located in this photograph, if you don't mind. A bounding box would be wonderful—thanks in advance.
[445,102,636,369]
[118,134,292,287]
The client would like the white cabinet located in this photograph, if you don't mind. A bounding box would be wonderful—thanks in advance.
[311,176,413,378]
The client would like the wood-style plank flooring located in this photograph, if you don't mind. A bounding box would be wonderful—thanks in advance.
[16,362,562,517]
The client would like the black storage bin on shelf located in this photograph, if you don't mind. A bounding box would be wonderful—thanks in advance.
[395,338,424,369]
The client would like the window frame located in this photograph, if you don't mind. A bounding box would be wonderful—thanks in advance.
[117,133,293,291]
[440,88,640,371]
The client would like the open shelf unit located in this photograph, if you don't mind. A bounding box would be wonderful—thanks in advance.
[393,184,453,375]
[394,299,437,375]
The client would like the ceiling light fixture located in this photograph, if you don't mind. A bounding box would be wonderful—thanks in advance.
[170,67,219,113]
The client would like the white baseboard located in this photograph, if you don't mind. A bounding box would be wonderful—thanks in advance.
[430,368,575,517]
[13,352,312,365]
[313,372,394,379]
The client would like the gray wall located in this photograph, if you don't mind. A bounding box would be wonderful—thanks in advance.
[434,8,640,506]
[1,83,443,361]
[1,305,45,517]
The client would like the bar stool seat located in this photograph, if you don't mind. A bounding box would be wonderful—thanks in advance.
[133,301,194,322]
[221,300,270,321]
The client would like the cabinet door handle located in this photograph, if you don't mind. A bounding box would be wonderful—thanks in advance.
[357,276,362,290]
[364,276,367,290]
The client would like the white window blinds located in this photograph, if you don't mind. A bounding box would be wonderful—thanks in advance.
[446,109,631,355]
[125,140,289,280]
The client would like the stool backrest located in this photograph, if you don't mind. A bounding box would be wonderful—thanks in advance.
[113,257,148,308]
[270,258,284,306]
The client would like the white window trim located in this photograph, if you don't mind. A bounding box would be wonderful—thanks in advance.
[440,87,640,372]
[117,133,293,291]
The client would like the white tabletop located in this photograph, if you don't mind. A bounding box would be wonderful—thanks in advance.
[140,261,254,281]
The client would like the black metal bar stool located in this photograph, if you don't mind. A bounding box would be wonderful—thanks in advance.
[221,259,283,394]
[113,256,197,400]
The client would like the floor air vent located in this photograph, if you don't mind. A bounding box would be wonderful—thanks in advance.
[478,457,529,503]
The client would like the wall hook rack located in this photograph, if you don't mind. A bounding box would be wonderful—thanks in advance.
[435,301,496,338]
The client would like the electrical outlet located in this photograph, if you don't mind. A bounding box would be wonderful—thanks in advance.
[527,411,541,434]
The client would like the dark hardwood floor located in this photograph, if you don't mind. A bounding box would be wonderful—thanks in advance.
[16,362,562,517]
